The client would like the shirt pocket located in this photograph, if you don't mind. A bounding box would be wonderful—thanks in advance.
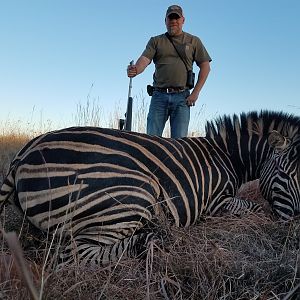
[184,43,194,60]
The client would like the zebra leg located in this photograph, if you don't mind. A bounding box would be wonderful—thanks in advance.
[57,231,156,267]
[222,197,263,216]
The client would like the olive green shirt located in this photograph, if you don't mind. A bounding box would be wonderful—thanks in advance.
[142,31,211,88]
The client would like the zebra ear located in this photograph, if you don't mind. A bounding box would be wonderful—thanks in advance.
[268,130,289,151]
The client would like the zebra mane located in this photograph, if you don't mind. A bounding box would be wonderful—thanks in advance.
[205,110,300,140]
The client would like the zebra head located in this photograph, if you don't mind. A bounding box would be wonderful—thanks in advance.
[260,131,300,220]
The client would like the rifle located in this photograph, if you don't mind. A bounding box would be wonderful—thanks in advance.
[119,60,134,131]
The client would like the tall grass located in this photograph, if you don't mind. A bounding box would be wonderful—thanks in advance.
[0,91,208,145]
[1,101,299,299]
[1,206,299,299]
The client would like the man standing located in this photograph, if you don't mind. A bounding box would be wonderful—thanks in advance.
[127,5,211,138]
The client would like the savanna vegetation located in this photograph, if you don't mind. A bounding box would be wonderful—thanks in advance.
[0,100,299,299]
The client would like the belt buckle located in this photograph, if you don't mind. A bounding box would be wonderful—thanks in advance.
[166,88,172,93]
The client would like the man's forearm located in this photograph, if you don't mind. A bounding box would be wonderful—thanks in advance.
[135,56,151,75]
[193,62,211,96]
[127,56,151,78]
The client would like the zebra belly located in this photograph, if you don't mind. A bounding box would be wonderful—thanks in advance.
[14,163,161,234]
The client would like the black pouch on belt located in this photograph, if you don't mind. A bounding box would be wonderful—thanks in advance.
[147,85,154,96]
[187,70,195,89]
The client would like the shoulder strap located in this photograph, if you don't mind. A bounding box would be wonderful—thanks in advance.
[165,32,189,71]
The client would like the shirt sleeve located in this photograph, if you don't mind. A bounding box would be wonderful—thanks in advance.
[194,37,212,65]
[141,37,156,61]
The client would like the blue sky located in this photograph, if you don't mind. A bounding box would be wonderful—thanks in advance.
[0,0,299,133]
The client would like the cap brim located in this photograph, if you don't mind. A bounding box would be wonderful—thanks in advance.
[166,12,182,18]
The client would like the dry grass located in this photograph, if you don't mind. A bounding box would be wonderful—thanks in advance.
[0,121,299,299]
[1,210,299,300]
[0,134,30,184]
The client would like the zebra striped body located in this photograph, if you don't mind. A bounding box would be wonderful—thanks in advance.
[0,111,299,265]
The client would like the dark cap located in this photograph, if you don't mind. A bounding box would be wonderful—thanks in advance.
[166,5,183,18]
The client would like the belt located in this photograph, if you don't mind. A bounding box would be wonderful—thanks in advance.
[154,87,186,93]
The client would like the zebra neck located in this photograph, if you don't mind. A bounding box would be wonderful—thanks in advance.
[203,135,271,184]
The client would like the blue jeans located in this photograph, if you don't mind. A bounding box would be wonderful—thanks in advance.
[147,90,190,138]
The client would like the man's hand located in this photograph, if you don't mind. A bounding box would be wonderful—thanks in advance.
[126,56,151,78]
[127,65,137,78]
[186,92,199,107]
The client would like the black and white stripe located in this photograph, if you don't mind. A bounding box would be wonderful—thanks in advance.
[260,133,300,219]
[0,110,299,265]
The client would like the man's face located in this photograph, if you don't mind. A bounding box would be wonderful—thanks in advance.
[165,14,185,36]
